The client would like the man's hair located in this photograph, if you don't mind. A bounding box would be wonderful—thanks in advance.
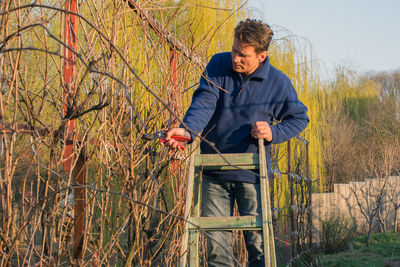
[234,19,274,53]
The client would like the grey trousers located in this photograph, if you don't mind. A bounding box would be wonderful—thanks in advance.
[201,176,265,267]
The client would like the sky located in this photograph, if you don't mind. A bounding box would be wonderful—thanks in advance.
[248,0,400,75]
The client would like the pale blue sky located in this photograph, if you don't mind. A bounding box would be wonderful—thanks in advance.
[248,0,400,74]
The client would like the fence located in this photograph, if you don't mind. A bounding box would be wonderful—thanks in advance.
[312,176,400,242]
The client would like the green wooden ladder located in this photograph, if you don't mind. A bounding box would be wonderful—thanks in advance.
[180,139,277,267]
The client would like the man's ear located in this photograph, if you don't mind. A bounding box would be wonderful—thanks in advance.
[258,51,268,62]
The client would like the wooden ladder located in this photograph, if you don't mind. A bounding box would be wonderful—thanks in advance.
[180,139,277,267]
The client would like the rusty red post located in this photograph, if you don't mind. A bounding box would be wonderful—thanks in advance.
[73,147,87,261]
[63,0,77,171]
[169,48,178,122]
[63,0,86,262]
[169,48,180,173]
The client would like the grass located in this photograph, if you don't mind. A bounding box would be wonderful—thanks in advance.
[286,232,400,267]
[320,232,400,267]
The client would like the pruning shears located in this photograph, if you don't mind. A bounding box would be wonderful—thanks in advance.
[143,131,190,150]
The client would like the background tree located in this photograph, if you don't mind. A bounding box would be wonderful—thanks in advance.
[322,105,357,191]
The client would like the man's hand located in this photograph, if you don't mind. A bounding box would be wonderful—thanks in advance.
[251,121,273,142]
[164,128,191,149]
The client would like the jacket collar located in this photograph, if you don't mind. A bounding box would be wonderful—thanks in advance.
[248,56,270,80]
[228,54,271,80]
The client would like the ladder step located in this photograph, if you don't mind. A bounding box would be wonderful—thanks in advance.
[195,153,259,170]
[188,215,262,231]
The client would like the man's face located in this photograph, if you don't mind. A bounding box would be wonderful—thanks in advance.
[231,39,268,76]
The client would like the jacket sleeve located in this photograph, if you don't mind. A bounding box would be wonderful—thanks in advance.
[269,79,309,144]
[179,56,221,142]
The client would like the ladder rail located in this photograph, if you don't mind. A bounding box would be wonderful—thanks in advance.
[180,142,198,267]
[258,139,277,267]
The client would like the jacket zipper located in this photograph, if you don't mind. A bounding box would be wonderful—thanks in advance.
[239,74,245,94]
[237,74,249,103]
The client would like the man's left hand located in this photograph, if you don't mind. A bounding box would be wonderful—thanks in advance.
[251,121,273,142]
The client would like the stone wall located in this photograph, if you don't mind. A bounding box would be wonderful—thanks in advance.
[312,176,400,242]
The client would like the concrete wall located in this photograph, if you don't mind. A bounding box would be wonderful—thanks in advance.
[312,176,400,242]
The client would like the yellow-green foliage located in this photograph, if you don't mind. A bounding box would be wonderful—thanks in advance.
[328,66,379,121]
[184,0,247,57]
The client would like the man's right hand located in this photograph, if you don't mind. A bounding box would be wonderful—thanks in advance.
[164,128,191,149]
[251,121,273,142]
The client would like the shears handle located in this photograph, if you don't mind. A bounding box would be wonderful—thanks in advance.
[170,135,191,142]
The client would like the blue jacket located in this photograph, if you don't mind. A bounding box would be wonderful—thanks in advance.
[181,52,309,183]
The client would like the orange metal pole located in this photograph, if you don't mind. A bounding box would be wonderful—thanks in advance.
[73,148,87,261]
[169,48,181,175]
[169,48,178,122]
[63,0,86,262]
[63,0,77,171]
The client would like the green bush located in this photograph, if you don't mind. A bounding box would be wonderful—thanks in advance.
[353,232,399,248]
[320,212,357,254]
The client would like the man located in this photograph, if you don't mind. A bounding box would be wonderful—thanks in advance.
[165,19,309,266]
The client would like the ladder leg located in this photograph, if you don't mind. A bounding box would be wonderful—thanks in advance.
[180,143,197,267]
[258,139,277,267]
[188,171,201,267]
[188,228,199,267]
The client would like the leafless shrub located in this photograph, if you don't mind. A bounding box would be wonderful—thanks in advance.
[320,212,357,253]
